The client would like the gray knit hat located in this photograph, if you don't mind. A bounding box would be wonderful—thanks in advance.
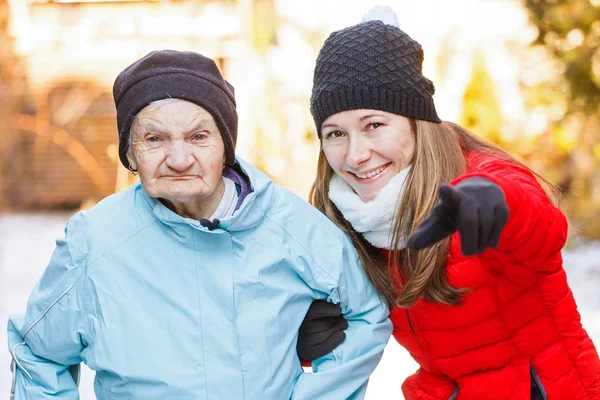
[310,7,441,136]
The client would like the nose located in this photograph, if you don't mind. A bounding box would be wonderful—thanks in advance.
[345,135,370,168]
[165,140,194,172]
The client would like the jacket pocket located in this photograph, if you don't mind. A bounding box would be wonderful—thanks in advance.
[455,355,531,399]
[530,363,547,400]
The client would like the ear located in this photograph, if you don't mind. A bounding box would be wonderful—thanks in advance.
[126,151,138,172]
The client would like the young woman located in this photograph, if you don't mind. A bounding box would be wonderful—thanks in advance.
[299,7,600,400]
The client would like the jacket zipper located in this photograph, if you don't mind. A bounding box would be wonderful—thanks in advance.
[448,387,458,400]
[530,363,547,400]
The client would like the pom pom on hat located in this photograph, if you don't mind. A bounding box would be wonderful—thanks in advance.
[361,5,400,28]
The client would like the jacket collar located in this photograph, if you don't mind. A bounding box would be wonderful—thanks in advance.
[218,157,272,232]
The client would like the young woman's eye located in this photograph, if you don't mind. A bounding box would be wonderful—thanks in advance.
[324,130,345,139]
[368,122,383,130]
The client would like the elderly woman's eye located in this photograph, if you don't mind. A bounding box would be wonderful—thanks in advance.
[146,136,161,144]
[193,133,208,141]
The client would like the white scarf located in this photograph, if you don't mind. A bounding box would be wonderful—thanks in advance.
[209,177,238,220]
[328,167,410,249]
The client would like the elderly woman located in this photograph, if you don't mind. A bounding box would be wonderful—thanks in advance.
[7,50,392,400]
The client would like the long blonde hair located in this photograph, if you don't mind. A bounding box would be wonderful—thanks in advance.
[309,119,558,308]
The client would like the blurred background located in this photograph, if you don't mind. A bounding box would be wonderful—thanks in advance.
[0,0,599,398]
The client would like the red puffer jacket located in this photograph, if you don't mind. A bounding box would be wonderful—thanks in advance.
[390,152,600,400]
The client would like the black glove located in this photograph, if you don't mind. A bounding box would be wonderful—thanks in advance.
[68,364,80,386]
[406,177,509,256]
[297,300,349,361]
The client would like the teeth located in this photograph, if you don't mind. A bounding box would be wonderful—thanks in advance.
[356,165,387,179]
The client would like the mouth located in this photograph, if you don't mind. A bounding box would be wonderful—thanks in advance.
[350,163,391,181]
[162,175,199,180]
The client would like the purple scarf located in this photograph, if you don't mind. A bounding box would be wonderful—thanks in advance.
[222,166,253,211]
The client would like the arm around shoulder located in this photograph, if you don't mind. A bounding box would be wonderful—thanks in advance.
[291,234,392,400]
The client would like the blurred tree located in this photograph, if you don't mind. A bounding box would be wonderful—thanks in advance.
[524,0,600,113]
[0,0,10,210]
[237,0,277,177]
[460,51,504,145]
[252,0,276,55]
[0,0,27,210]
[522,0,600,238]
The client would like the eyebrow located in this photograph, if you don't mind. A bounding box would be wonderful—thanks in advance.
[321,123,340,130]
[359,114,386,121]
[189,114,217,130]
[138,117,217,136]
[138,124,166,135]
[321,113,388,130]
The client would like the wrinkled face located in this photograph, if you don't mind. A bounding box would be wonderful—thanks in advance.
[128,99,225,207]
[321,109,415,202]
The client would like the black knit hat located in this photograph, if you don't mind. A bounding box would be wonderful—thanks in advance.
[113,49,238,169]
[311,16,441,136]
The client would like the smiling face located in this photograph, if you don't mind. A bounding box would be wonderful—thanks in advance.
[128,99,226,218]
[320,109,415,202]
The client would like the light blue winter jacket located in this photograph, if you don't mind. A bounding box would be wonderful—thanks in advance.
[8,158,392,399]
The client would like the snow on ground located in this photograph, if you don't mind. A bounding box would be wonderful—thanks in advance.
[0,213,598,399]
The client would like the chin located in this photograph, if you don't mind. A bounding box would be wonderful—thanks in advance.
[165,190,205,201]
[356,191,375,202]
[159,181,199,193]
[355,186,383,202]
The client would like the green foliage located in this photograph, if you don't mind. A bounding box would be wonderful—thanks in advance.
[522,0,600,238]
[525,0,600,113]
